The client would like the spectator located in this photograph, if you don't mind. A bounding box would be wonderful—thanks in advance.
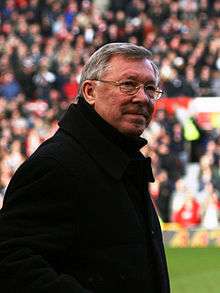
[6,139,25,173]
[200,184,219,229]
[0,71,21,101]
[33,57,56,100]
[63,72,79,102]
[198,66,214,97]
[170,122,188,175]
[173,190,201,228]
[170,179,187,222]
[182,65,199,97]
[155,170,173,223]
[157,143,183,184]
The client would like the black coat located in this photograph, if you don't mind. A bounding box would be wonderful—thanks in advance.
[0,101,170,293]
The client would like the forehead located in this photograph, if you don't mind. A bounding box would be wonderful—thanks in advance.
[105,55,156,82]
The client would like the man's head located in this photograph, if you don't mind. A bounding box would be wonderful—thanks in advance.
[79,43,162,137]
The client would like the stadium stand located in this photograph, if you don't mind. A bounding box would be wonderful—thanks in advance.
[0,0,219,230]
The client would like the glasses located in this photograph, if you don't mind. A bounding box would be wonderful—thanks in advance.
[92,79,163,101]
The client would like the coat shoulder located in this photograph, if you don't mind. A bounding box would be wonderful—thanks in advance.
[29,129,86,173]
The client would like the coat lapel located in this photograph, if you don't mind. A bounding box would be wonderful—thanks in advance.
[58,104,130,180]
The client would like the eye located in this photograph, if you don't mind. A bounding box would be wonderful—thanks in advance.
[119,80,139,93]
[144,85,157,92]
[121,80,138,88]
[143,85,157,99]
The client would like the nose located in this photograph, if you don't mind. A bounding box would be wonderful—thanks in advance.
[131,85,154,117]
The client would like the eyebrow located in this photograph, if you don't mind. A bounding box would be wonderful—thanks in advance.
[121,75,157,84]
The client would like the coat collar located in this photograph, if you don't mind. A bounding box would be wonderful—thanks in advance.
[58,103,132,180]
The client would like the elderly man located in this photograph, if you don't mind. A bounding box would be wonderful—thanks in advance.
[0,43,170,292]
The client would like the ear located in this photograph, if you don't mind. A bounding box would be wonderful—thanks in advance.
[81,80,96,106]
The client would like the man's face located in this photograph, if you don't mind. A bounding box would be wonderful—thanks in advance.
[85,55,156,137]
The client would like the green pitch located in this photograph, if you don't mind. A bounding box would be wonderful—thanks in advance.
[165,247,220,293]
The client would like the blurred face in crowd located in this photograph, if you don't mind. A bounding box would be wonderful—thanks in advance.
[83,55,156,137]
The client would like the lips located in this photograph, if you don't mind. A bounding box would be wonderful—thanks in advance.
[124,110,149,120]
[122,104,152,117]
[122,104,153,126]
[123,113,149,128]
[126,113,146,119]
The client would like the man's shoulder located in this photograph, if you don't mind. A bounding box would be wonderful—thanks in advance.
[5,130,84,195]
[33,129,82,159]
[27,129,87,173]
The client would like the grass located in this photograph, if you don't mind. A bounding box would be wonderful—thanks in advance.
[165,247,220,293]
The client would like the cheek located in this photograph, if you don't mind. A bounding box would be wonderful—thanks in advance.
[95,98,122,123]
[105,103,122,122]
[94,89,133,125]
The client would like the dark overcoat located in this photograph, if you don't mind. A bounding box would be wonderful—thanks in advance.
[0,101,170,292]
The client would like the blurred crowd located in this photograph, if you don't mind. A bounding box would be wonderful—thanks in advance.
[143,109,220,229]
[0,0,220,227]
[0,0,220,101]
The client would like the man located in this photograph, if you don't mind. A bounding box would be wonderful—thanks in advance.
[0,43,170,292]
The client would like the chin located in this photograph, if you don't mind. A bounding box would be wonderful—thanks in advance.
[115,119,147,137]
[120,126,145,137]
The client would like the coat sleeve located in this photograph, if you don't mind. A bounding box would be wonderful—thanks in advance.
[0,156,92,293]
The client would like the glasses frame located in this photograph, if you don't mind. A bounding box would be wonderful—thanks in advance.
[91,79,164,101]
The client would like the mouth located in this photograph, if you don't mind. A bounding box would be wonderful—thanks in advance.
[125,111,149,120]
[122,105,153,125]
[122,105,151,117]
[123,113,149,128]
[126,113,146,120]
